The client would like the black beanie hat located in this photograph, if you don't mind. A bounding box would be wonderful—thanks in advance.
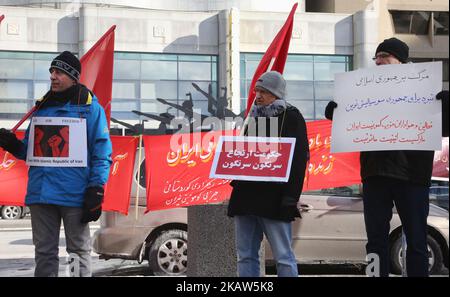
[49,51,81,81]
[375,37,409,63]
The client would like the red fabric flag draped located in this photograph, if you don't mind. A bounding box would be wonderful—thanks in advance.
[79,25,115,126]
[0,15,5,23]
[246,3,297,114]
[0,132,27,206]
[143,132,234,212]
[103,136,138,215]
[303,120,361,190]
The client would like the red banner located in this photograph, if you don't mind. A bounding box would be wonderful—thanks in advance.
[246,3,297,114]
[143,132,233,212]
[103,136,138,214]
[304,120,361,190]
[0,132,27,206]
[432,137,449,178]
[79,25,115,126]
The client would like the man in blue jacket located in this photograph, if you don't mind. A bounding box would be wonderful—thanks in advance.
[0,51,112,277]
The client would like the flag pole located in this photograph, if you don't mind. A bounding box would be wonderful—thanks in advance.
[135,133,143,221]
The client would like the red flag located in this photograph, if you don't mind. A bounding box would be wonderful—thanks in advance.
[143,132,233,212]
[80,25,115,126]
[303,120,361,190]
[0,132,27,206]
[246,3,297,114]
[0,15,5,23]
[103,136,138,215]
[432,137,449,178]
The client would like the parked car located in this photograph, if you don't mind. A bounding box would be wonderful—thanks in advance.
[0,205,29,220]
[92,158,449,276]
[430,178,449,210]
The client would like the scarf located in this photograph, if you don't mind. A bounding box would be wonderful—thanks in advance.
[250,99,287,118]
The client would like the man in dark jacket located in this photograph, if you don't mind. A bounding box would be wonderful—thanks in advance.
[325,37,449,277]
[227,71,309,277]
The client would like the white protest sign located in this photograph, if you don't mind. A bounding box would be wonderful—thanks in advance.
[331,61,442,153]
[26,117,87,167]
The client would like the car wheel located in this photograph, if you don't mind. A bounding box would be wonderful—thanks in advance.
[1,206,22,220]
[148,229,188,276]
[390,234,444,275]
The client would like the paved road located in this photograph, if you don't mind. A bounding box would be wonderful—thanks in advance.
[0,218,447,277]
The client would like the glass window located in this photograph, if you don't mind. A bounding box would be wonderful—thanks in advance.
[390,11,431,35]
[314,81,334,100]
[0,81,29,99]
[34,60,52,80]
[283,62,313,80]
[0,59,33,79]
[240,53,352,120]
[315,100,330,119]
[114,59,140,80]
[286,81,314,100]
[141,60,177,80]
[112,82,137,99]
[434,12,449,35]
[179,62,211,80]
[178,81,216,101]
[141,81,177,100]
[289,100,314,120]
[314,61,347,81]
[34,82,50,98]
[112,52,218,121]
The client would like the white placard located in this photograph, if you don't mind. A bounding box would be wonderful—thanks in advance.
[331,62,443,153]
[26,117,87,167]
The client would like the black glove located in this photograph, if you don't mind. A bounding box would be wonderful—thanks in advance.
[280,195,301,219]
[436,90,449,137]
[81,186,104,224]
[324,101,338,120]
[0,128,23,154]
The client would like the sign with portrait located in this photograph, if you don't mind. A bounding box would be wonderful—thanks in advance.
[26,117,87,167]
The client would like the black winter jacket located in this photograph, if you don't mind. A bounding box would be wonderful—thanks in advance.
[227,105,309,222]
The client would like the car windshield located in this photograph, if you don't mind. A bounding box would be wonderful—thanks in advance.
[303,184,362,198]
[430,179,449,210]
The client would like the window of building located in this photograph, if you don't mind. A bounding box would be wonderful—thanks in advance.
[240,53,352,121]
[390,10,449,36]
[112,52,218,120]
[434,12,449,35]
[390,11,431,35]
[0,51,54,119]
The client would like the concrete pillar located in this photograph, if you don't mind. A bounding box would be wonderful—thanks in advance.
[187,203,265,277]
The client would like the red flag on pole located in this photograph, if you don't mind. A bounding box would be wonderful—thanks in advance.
[79,25,116,126]
[245,3,297,114]
[103,136,138,215]
[0,15,5,23]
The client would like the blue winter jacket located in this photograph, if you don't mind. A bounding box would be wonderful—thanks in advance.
[14,91,112,207]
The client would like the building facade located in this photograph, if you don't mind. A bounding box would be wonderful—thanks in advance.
[0,0,448,129]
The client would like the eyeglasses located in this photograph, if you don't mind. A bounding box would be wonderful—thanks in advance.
[372,53,392,60]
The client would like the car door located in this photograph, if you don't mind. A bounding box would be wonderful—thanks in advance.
[291,185,368,264]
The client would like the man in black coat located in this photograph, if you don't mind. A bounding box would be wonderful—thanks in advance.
[325,37,449,277]
[227,71,309,277]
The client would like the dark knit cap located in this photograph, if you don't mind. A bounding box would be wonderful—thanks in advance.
[49,51,81,81]
[375,37,409,63]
